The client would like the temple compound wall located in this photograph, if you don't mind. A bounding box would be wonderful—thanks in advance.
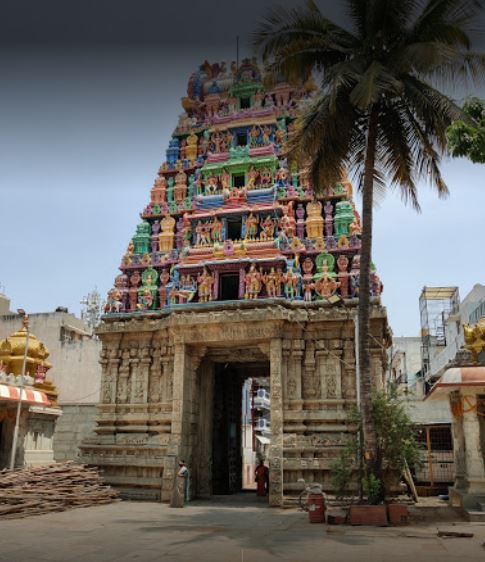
[81,301,388,506]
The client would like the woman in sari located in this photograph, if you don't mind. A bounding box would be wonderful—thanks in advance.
[170,460,189,507]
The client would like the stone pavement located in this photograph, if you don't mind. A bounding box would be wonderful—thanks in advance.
[2,495,485,562]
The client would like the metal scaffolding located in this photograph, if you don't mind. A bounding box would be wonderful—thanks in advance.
[419,286,460,380]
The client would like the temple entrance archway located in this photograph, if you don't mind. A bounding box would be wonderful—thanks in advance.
[189,347,271,500]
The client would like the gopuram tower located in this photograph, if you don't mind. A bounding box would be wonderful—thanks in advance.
[81,59,390,506]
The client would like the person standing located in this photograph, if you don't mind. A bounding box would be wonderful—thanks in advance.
[255,460,269,497]
[170,460,189,507]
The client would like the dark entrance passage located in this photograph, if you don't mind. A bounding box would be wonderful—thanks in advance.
[212,364,244,494]
[219,273,240,301]
[210,361,270,495]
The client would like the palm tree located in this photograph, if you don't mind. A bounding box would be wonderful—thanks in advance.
[255,0,484,497]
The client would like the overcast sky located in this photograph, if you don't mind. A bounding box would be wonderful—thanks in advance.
[1,0,484,336]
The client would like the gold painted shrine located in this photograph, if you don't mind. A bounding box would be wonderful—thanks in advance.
[81,59,390,505]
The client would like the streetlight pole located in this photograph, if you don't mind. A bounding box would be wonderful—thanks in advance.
[9,310,29,470]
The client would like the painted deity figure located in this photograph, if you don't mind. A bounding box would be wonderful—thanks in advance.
[349,216,362,236]
[264,94,275,108]
[211,130,224,153]
[245,213,259,239]
[150,175,167,204]
[197,268,214,302]
[173,170,188,203]
[259,168,272,187]
[247,166,259,189]
[220,169,231,194]
[305,200,324,239]
[196,221,211,246]
[253,90,264,109]
[283,266,300,299]
[370,271,383,296]
[315,273,340,299]
[181,213,192,247]
[262,125,272,145]
[279,203,296,238]
[211,216,223,242]
[263,267,281,298]
[205,174,219,195]
[158,269,170,307]
[185,132,198,162]
[260,215,275,240]
[129,270,141,311]
[303,279,315,302]
[275,125,286,147]
[107,288,123,313]
[245,263,262,299]
[302,257,314,279]
[275,165,289,188]
[324,201,334,237]
[158,213,176,252]
[250,125,260,147]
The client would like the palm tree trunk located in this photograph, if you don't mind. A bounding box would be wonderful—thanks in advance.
[358,105,381,496]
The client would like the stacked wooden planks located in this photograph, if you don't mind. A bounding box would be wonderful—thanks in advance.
[0,461,119,519]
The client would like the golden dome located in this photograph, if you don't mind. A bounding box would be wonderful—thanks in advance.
[0,321,57,404]
[0,326,52,376]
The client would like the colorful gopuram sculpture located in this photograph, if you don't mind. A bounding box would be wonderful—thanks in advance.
[107,57,383,312]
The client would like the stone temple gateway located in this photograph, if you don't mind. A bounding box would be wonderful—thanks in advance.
[81,59,389,506]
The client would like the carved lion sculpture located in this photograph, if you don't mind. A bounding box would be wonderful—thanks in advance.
[464,316,485,363]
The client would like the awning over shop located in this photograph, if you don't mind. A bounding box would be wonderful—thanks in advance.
[0,384,50,407]
[256,435,271,445]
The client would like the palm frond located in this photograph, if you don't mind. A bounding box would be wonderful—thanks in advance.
[253,0,356,64]
[411,0,482,46]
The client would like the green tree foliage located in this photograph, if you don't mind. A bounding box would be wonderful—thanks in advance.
[447,97,485,163]
[254,0,484,497]
[331,387,422,503]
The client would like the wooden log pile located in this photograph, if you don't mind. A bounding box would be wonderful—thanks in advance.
[0,461,119,519]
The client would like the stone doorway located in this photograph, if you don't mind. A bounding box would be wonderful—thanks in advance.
[191,351,270,500]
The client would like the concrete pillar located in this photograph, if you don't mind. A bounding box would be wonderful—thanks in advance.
[462,393,485,494]
[269,338,284,507]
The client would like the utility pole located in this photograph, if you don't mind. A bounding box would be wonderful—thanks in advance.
[9,309,29,470]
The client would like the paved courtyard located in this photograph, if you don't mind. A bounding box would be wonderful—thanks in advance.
[2,496,485,562]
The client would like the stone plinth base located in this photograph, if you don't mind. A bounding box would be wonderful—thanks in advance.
[81,301,389,505]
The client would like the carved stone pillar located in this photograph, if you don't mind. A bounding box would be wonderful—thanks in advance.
[149,344,162,403]
[342,339,357,400]
[101,346,120,404]
[370,349,384,392]
[319,350,342,399]
[269,338,284,507]
[303,341,319,399]
[129,346,141,403]
[117,349,131,404]
[290,342,304,401]
[133,345,151,404]
[171,342,187,445]
[195,359,214,498]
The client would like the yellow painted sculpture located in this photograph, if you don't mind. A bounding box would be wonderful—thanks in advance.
[158,213,176,252]
[305,200,324,240]
[185,132,198,163]
[464,315,485,363]
[174,171,188,203]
